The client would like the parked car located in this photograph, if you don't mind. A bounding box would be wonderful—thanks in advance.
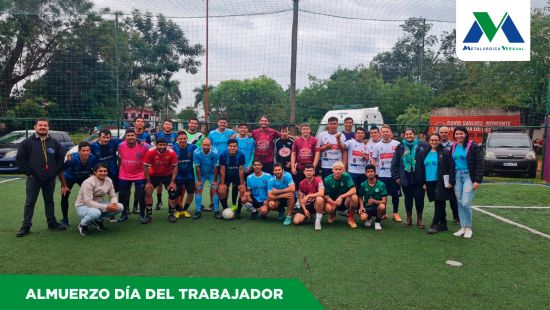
[65,129,126,158]
[0,130,74,172]
[484,129,537,178]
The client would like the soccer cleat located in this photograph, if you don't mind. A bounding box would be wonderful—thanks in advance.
[214,211,222,219]
[463,228,473,239]
[314,222,322,231]
[117,215,129,223]
[231,205,238,212]
[242,202,253,211]
[277,208,286,221]
[168,214,177,223]
[132,206,139,214]
[203,203,213,212]
[250,211,258,220]
[108,216,118,223]
[78,224,89,236]
[374,222,382,231]
[48,222,67,231]
[328,213,337,224]
[393,213,402,222]
[383,213,390,220]
[174,211,181,219]
[16,227,30,237]
[364,218,373,227]
[155,201,163,210]
[427,225,439,234]
[193,212,202,220]
[60,218,69,227]
[453,228,465,237]
[181,211,191,218]
[347,218,357,229]
[140,216,149,224]
[90,220,107,231]
[283,216,292,225]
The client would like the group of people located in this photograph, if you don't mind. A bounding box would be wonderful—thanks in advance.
[15,115,483,239]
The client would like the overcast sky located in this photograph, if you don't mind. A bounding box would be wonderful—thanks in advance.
[92,0,547,113]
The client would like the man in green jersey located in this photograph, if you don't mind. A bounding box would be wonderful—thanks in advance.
[323,161,358,228]
[358,164,387,231]
[185,117,204,147]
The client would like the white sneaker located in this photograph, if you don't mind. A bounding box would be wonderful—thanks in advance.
[315,221,322,231]
[463,228,473,239]
[453,227,465,237]
[243,202,253,211]
[364,218,373,227]
[374,222,382,230]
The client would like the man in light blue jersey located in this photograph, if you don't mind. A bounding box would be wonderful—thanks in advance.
[266,163,296,225]
[208,117,235,154]
[193,138,221,219]
[241,160,271,220]
[235,123,255,176]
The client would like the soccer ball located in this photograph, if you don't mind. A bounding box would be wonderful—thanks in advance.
[222,208,235,220]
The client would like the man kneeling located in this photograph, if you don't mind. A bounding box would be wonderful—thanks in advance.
[358,164,387,231]
[75,163,123,236]
[293,164,325,230]
[323,161,359,228]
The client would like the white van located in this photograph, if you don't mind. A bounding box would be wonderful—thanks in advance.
[316,107,384,136]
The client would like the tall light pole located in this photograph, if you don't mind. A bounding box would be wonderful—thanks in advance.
[289,0,299,129]
[205,0,210,129]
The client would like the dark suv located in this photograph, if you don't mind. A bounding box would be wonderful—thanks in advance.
[484,129,537,178]
[0,130,73,172]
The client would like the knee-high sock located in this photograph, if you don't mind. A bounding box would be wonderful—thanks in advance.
[195,193,203,212]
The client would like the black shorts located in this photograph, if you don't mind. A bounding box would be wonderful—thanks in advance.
[363,205,383,217]
[336,199,348,211]
[292,169,306,185]
[261,162,274,174]
[349,173,366,187]
[150,175,177,199]
[295,201,316,215]
[177,179,195,194]
[273,198,288,209]
[251,196,267,209]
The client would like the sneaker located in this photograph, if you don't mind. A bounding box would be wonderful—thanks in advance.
[231,205,238,212]
[277,208,286,221]
[250,211,258,220]
[328,213,337,224]
[463,228,473,239]
[427,225,439,234]
[174,211,181,219]
[364,218,373,227]
[214,211,222,219]
[78,224,88,236]
[243,202,253,211]
[140,216,149,224]
[383,213,390,220]
[283,216,292,225]
[453,228,465,237]
[16,227,30,237]
[453,218,460,225]
[374,222,382,231]
[181,211,191,218]
[48,222,67,231]
[393,213,402,222]
[193,212,202,220]
[347,218,357,229]
[203,203,213,212]
[60,218,69,227]
[439,223,449,231]
[168,213,177,223]
[155,202,162,210]
[108,216,118,223]
[90,220,107,231]
[314,221,322,231]
[132,206,139,214]
[117,215,129,223]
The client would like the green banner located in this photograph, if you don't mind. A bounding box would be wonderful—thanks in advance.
[0,274,323,309]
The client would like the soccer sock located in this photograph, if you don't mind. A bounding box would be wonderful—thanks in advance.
[145,205,152,216]
[315,212,323,224]
[157,193,163,204]
[169,205,176,215]
[392,195,399,213]
[236,200,242,213]
[220,198,228,210]
[213,193,220,211]
[348,208,354,220]
[183,203,191,211]
[133,199,138,208]
[195,194,203,212]
[175,204,182,212]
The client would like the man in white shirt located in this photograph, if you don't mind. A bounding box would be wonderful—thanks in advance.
[317,116,346,179]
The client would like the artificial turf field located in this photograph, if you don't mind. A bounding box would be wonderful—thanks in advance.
[1,176,549,309]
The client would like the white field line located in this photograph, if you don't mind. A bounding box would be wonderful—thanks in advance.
[0,177,21,184]
[475,206,550,209]
[472,206,550,240]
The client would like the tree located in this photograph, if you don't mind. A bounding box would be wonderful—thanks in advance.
[208,76,288,123]
[153,78,181,119]
[0,0,95,115]
[177,107,198,121]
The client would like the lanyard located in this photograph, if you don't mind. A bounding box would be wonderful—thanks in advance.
[41,139,49,171]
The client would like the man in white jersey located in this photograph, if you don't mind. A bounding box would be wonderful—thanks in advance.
[366,126,381,165]
[371,125,402,222]
[317,116,346,179]
[342,127,370,187]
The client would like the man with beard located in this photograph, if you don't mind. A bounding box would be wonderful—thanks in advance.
[265,163,295,225]
[172,131,197,219]
[185,117,204,147]
[153,119,178,210]
[251,115,280,174]
[193,138,221,219]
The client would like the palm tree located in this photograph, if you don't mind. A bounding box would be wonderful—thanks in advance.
[193,84,215,109]
[154,77,181,119]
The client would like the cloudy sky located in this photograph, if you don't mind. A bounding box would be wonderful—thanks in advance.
[92,0,547,113]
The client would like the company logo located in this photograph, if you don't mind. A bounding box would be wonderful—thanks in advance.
[463,12,524,43]
[456,0,530,61]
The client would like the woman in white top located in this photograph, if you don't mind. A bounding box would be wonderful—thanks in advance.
[74,163,123,236]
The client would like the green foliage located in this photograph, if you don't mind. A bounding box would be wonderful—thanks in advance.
[395,104,430,134]
[4,98,49,128]
[177,106,198,120]
[209,76,288,123]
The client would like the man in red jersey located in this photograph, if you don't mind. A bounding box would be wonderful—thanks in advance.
[293,164,325,230]
[251,115,280,174]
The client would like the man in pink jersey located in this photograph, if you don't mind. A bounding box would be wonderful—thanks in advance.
[291,123,319,186]
[117,129,150,223]
[143,138,179,223]
[251,115,280,174]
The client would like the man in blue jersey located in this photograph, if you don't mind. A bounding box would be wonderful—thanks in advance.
[265,163,296,225]
[218,139,246,218]
[241,160,271,220]
[91,129,121,192]
[60,142,97,226]
[235,123,255,176]
[172,131,197,219]
[193,138,221,219]
[153,119,178,210]
[134,116,152,144]
[208,117,235,154]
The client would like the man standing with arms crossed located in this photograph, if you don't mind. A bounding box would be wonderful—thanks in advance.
[252,115,280,174]
[16,118,66,237]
